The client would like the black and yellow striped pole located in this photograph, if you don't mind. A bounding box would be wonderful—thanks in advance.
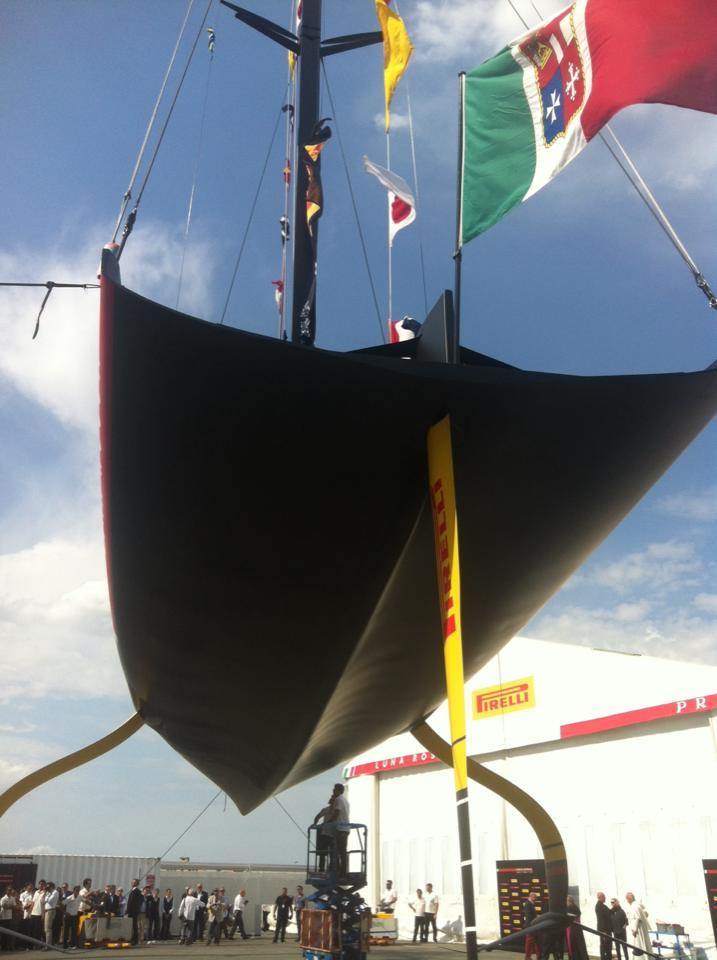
[427,414,478,960]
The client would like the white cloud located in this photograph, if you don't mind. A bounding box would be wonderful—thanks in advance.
[409,0,564,63]
[611,600,653,623]
[655,486,717,522]
[0,532,125,704]
[374,111,409,131]
[0,223,219,707]
[590,541,703,595]
[694,593,717,614]
[0,223,216,435]
[532,602,717,663]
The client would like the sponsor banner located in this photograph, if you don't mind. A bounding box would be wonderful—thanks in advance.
[345,751,440,779]
[473,676,536,720]
[496,859,549,939]
[560,693,717,739]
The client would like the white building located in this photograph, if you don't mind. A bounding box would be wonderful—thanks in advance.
[346,637,717,956]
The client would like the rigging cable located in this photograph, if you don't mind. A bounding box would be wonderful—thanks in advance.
[272,794,308,839]
[392,0,429,319]
[403,83,429,318]
[276,0,299,340]
[112,0,197,244]
[138,787,224,885]
[219,90,288,325]
[0,281,99,339]
[386,107,393,323]
[176,20,216,310]
[506,0,717,311]
[117,0,214,260]
[320,60,386,344]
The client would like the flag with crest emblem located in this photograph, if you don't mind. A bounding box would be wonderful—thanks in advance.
[461,0,717,243]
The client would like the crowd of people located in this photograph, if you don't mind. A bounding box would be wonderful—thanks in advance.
[523,890,653,960]
[0,877,180,950]
[0,878,311,951]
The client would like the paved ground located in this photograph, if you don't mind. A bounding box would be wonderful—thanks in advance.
[6,937,525,960]
[113,941,521,960]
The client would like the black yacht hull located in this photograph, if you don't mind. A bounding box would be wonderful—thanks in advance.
[100,266,717,813]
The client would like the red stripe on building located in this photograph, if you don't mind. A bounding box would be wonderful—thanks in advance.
[560,693,717,740]
[346,752,440,778]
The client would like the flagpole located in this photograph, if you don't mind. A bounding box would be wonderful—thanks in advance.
[453,71,466,363]
[386,128,392,324]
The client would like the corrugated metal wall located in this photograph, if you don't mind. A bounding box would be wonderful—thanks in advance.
[31,856,160,895]
[159,863,306,938]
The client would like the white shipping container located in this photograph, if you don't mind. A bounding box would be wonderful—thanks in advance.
[32,855,159,894]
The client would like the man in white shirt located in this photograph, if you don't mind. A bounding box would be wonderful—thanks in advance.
[424,883,439,943]
[43,883,59,944]
[0,886,17,951]
[378,880,397,914]
[409,889,426,942]
[19,883,34,939]
[330,783,350,875]
[30,880,46,944]
[63,885,81,949]
[178,889,199,945]
[230,889,249,940]
[79,879,93,915]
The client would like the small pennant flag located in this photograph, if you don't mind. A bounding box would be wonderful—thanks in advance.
[388,315,421,343]
[363,156,416,246]
[375,0,413,131]
[206,28,216,55]
[272,279,284,315]
[303,120,332,236]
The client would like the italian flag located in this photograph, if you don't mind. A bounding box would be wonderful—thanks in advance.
[460,0,717,244]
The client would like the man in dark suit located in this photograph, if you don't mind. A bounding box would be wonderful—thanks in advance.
[596,892,613,960]
[194,885,209,942]
[125,880,144,946]
[99,885,119,916]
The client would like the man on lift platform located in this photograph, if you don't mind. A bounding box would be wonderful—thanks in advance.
[302,804,370,960]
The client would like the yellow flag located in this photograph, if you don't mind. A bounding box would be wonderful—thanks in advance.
[375,0,413,132]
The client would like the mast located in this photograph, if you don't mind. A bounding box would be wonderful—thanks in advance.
[222,0,382,346]
[292,0,322,345]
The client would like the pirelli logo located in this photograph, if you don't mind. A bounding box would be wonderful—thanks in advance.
[472,677,535,719]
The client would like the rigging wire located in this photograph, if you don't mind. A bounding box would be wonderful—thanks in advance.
[219,90,288,326]
[506,0,717,311]
[176,20,216,310]
[138,787,223,885]
[276,0,299,340]
[320,60,385,344]
[402,85,429,318]
[392,0,429,318]
[112,0,197,244]
[272,794,308,839]
[117,0,214,260]
[386,125,392,322]
[0,281,99,340]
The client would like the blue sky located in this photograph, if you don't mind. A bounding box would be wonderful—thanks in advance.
[0,0,715,861]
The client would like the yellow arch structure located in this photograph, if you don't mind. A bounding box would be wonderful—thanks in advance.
[412,718,568,913]
[0,713,144,819]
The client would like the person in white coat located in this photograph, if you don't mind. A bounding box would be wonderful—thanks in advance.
[624,893,651,956]
[178,889,200,945]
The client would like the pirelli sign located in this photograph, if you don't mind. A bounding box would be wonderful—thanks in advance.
[472,677,536,720]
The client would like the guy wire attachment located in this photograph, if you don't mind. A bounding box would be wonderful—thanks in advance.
[0,280,100,338]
